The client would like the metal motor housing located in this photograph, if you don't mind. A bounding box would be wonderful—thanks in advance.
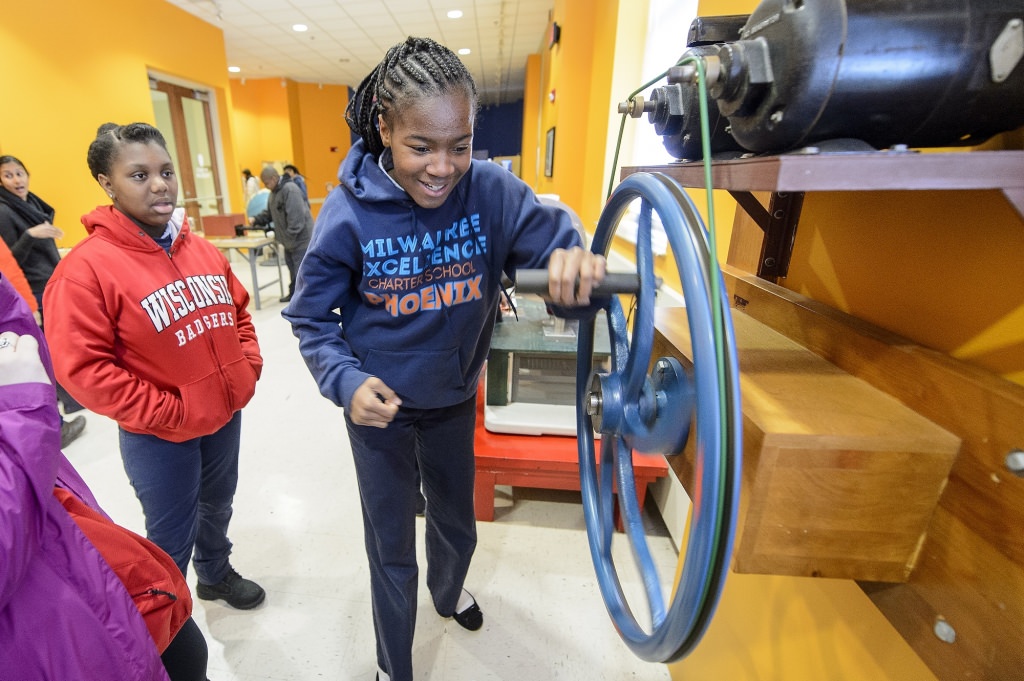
[652,0,1024,157]
[650,17,749,161]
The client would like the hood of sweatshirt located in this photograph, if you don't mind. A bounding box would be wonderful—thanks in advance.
[81,205,189,254]
[339,139,413,206]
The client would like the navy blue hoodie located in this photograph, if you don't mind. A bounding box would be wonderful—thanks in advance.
[283,140,581,410]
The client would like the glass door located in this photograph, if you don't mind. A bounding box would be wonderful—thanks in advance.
[149,78,224,232]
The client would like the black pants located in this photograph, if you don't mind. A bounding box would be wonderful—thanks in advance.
[161,617,209,681]
[345,395,478,681]
[283,243,308,296]
[55,382,86,413]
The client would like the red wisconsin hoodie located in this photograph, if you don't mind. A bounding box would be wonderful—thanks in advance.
[44,206,262,442]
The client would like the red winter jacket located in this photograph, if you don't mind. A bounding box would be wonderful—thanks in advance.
[55,487,192,652]
[44,206,262,442]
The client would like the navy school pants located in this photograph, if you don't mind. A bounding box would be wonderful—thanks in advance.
[345,394,478,681]
[119,411,242,584]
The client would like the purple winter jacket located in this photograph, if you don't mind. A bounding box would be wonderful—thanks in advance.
[0,275,170,679]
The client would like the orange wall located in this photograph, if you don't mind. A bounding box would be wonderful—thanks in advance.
[229,78,349,217]
[673,572,937,680]
[785,188,1024,384]
[534,8,562,199]
[533,0,621,234]
[521,54,543,188]
[2,0,239,245]
[581,3,622,231]
[230,78,295,177]
[289,81,351,211]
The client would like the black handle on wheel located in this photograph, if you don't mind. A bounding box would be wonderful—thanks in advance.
[515,270,642,297]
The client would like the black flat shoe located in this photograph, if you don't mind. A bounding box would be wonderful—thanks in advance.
[452,594,483,631]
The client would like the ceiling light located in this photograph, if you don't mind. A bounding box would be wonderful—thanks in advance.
[228,66,241,73]
[292,23,308,32]
[458,48,471,55]
[447,10,463,19]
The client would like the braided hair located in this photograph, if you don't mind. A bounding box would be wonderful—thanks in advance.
[345,36,479,158]
[87,122,169,180]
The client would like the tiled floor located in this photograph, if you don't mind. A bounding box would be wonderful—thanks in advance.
[63,262,679,681]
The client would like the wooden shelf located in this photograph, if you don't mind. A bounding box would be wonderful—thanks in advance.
[624,150,1024,282]
[622,150,1024,216]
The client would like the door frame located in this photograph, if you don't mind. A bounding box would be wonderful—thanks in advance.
[148,72,228,231]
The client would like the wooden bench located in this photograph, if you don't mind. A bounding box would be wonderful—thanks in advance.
[473,390,669,525]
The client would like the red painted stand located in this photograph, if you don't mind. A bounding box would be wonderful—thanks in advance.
[473,391,669,526]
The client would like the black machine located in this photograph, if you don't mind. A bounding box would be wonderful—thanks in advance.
[627,0,1024,160]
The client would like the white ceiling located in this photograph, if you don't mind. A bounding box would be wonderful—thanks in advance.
[163,0,555,106]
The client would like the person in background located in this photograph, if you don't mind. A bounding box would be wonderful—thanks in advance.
[251,166,312,303]
[282,36,605,681]
[0,237,38,321]
[0,154,87,447]
[242,167,260,205]
[43,122,266,611]
[282,163,309,204]
[0,274,209,681]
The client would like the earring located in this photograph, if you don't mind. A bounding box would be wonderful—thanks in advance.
[108,193,115,199]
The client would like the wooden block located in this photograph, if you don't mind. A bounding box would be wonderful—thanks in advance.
[654,306,961,582]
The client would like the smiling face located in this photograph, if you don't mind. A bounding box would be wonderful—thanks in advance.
[0,161,30,200]
[378,92,474,210]
[97,141,178,233]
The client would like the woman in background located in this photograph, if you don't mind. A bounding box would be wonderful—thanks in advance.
[242,168,259,205]
[0,154,86,447]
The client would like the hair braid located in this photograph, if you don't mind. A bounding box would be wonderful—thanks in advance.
[344,36,478,157]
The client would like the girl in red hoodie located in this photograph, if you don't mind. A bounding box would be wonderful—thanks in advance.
[44,122,266,610]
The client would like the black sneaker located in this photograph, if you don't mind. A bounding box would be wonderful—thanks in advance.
[196,568,265,610]
[61,415,87,448]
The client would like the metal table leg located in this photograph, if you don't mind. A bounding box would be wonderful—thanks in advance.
[274,244,285,298]
[246,247,262,310]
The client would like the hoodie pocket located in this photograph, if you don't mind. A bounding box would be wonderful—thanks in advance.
[220,355,259,412]
[362,347,464,404]
[178,371,232,437]
[177,356,256,438]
